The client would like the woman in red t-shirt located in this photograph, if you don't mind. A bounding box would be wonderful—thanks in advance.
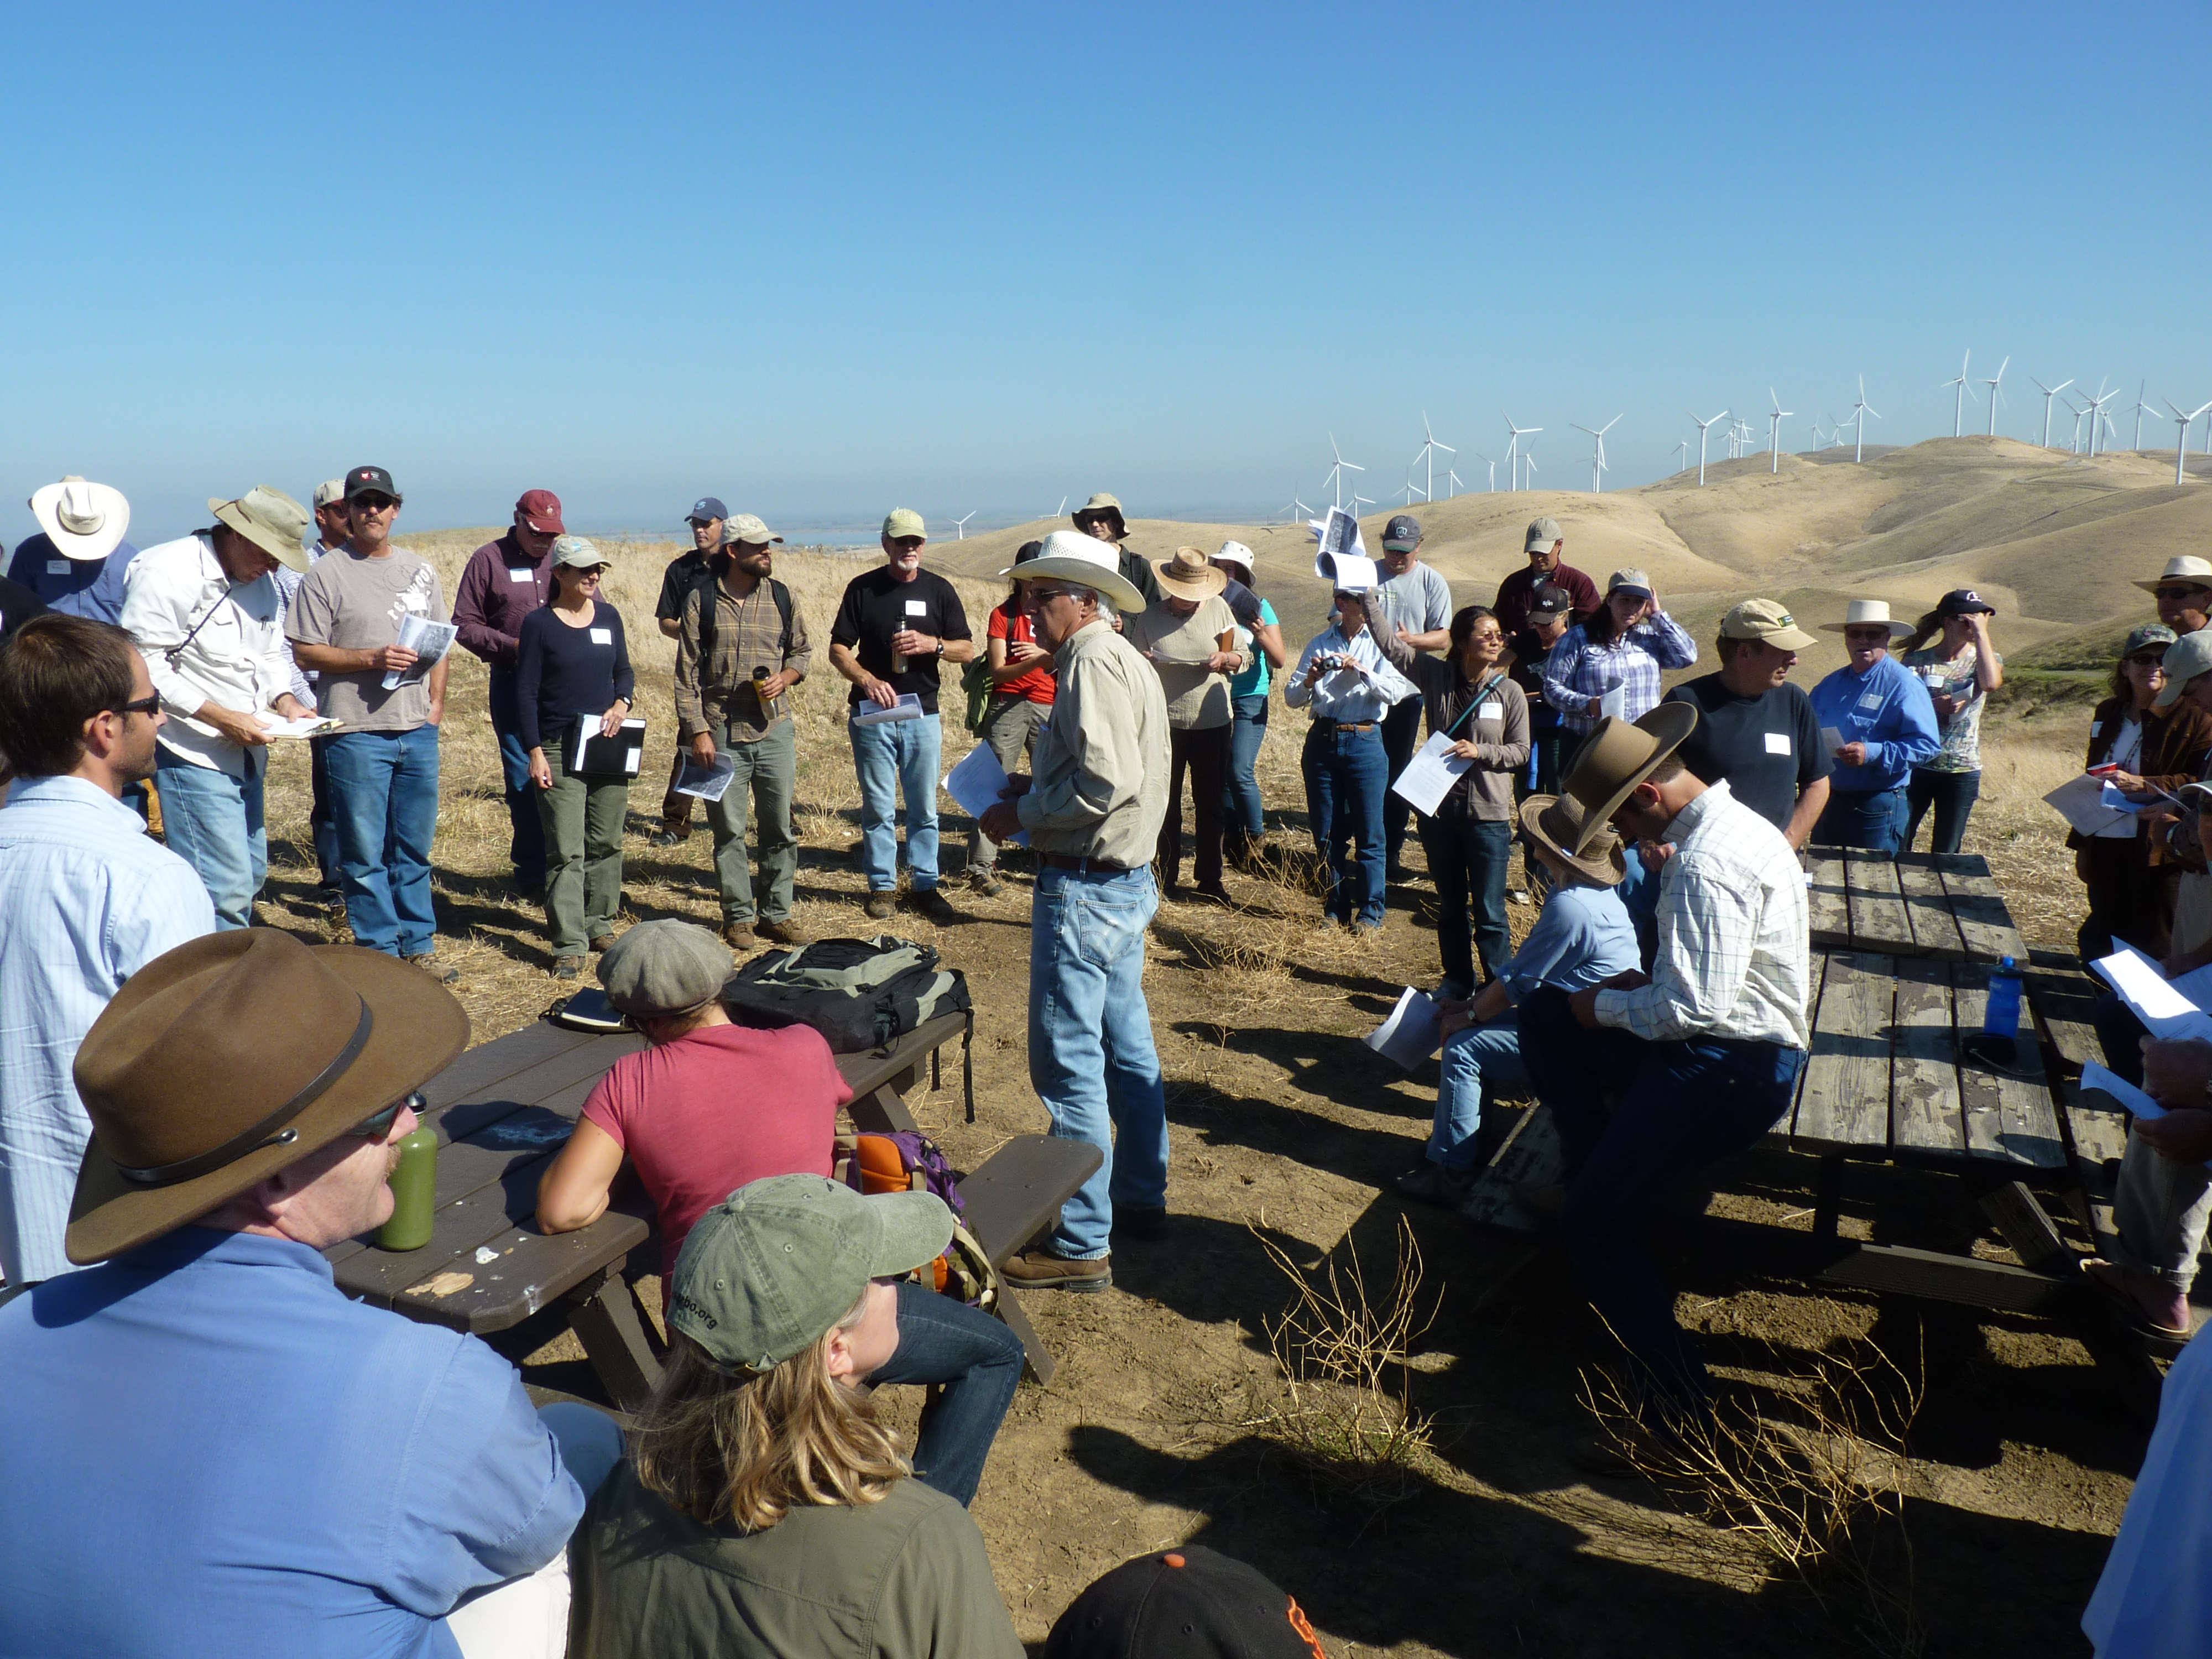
[967,542,1055,896]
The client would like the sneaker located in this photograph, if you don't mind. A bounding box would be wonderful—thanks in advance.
[646,827,690,848]
[1394,1162,1477,1207]
[910,886,959,924]
[1115,1206,1168,1241]
[863,891,897,921]
[1000,1249,1113,1293]
[551,954,585,980]
[969,868,1004,898]
[723,922,759,951]
[405,952,461,985]
[1507,886,1532,906]
[755,917,809,946]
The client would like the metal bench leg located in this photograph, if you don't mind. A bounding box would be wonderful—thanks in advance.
[995,1289,1055,1386]
[567,1269,664,1413]
[1813,1155,1844,1247]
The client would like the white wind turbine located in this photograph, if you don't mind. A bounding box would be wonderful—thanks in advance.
[2167,399,2212,484]
[1672,438,1691,475]
[1446,467,1464,498]
[1570,415,1621,493]
[1767,389,1794,472]
[1412,413,1455,504]
[1391,477,1419,507]
[1689,408,1729,486]
[1053,495,1068,519]
[1322,434,1364,510]
[1847,376,1880,462]
[953,511,975,540]
[2030,377,2074,448]
[1521,452,1538,490]
[2064,397,2088,455]
[2131,381,2156,452]
[1472,452,1496,492]
[1349,487,1376,515]
[1943,351,1975,437]
[1503,414,1541,491]
[1981,356,2010,436]
[2081,380,2120,457]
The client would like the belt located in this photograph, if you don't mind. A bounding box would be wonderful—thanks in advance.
[1313,718,1378,733]
[1041,854,1133,874]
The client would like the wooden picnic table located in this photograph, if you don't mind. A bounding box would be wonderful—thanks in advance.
[1806,849,2027,965]
[324,1008,1099,1406]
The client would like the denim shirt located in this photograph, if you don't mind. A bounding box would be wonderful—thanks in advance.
[1808,654,1940,795]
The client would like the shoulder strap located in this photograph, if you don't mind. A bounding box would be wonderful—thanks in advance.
[769,578,792,651]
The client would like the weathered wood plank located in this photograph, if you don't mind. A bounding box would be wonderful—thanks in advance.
[1819,1242,2072,1313]
[434,1037,642,1144]
[1459,1102,1563,1235]
[1845,850,1916,953]
[1932,852,2027,965]
[386,1212,654,1333]
[1954,971,2069,1168]
[419,1020,596,1110]
[1895,854,1967,961]
[2024,948,2104,1081]
[1792,953,1895,1152]
[1890,956,1963,1156]
[1806,856,1850,948]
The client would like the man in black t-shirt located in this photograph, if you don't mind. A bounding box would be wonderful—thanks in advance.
[1663,598,1832,846]
[648,497,729,844]
[828,510,974,922]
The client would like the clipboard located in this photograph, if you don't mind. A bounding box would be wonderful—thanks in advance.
[567,716,646,778]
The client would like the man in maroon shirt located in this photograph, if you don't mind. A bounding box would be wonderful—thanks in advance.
[1491,515,1601,638]
[451,488,564,897]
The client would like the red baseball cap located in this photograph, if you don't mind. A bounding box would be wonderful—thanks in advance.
[515,489,564,535]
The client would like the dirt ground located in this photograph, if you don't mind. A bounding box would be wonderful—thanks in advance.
[244,538,2139,1658]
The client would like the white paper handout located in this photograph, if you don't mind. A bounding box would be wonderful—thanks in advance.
[1322,661,1373,702]
[1819,726,1846,758]
[2078,1061,2167,1121]
[1310,507,1370,579]
[2044,772,2135,837]
[2090,944,2212,1044]
[1364,987,1443,1070]
[1599,684,1628,722]
[852,692,924,726]
[1390,731,1475,815]
[380,614,459,689]
[944,743,1028,846]
[255,713,340,739]
[672,752,737,802]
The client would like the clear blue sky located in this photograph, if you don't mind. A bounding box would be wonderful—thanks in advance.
[4,2,2206,545]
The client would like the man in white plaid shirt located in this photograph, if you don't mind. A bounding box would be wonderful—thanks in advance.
[1517,705,1809,1422]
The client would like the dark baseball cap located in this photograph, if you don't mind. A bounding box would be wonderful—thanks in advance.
[1013,539,1044,564]
[687,497,728,524]
[1937,588,1995,617]
[1528,581,1573,618]
[515,489,564,535]
[1381,513,1422,551]
[343,465,401,504]
[1044,1547,1324,1659]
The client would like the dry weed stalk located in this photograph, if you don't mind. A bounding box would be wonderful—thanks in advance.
[1578,1331,1926,1656]
[1249,1215,1441,1508]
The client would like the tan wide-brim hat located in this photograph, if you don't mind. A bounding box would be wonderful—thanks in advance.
[29,476,130,561]
[65,930,469,1265]
[1007,529,1146,613]
[1518,795,1629,885]
[1155,546,1226,602]
[2135,556,2212,596]
[1556,703,1700,853]
[1072,493,1128,539]
[208,486,312,573]
[1818,598,1913,638]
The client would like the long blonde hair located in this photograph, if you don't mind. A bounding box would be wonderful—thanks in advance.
[631,1303,910,1532]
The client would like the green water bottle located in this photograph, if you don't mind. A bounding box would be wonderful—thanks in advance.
[376,1126,438,1251]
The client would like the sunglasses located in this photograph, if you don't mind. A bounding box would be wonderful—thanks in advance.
[1026,586,1077,603]
[887,536,926,552]
[112,693,160,717]
[352,1091,426,1142]
[1843,629,1891,642]
[349,497,397,514]
[2126,653,2169,667]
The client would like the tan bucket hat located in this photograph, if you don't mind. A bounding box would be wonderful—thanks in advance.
[1818,598,1913,638]
[1155,546,1226,602]
[208,486,311,572]
[1072,493,1128,539]
[1719,598,1819,650]
[29,476,131,561]
[2135,556,2212,596]
[1556,705,1700,853]
[65,930,469,1266]
[1518,795,1629,885]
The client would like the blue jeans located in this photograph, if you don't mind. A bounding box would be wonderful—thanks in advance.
[1223,693,1268,848]
[850,711,942,892]
[154,746,266,930]
[1905,768,1980,855]
[325,725,442,956]
[1302,723,1387,926]
[307,732,341,893]
[1814,786,1906,856]
[1029,865,1168,1259]
[869,1281,1024,1506]
[1432,1016,1528,1169]
[486,669,547,886]
[1519,987,1805,1407]
[1424,812,1512,987]
[1380,694,1425,870]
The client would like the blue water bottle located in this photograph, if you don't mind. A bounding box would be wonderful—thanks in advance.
[1980,954,2022,1063]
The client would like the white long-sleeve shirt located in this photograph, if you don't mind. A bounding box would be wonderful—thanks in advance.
[1284,624,1418,724]
[119,535,296,774]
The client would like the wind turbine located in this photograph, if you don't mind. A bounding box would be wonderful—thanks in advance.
[1446,467,1464,499]
[1391,477,1419,507]
[2030,377,2074,448]
[2064,398,2088,455]
[1847,377,1880,462]
[1689,409,1728,486]
[1349,488,1376,515]
[1767,389,1794,472]
[953,511,975,540]
[1672,438,1690,475]
[1981,356,2009,436]
[1472,452,1495,492]
[1322,434,1364,510]
[1412,413,1455,504]
[2167,400,2212,484]
[2082,381,2120,457]
[2131,381,2156,452]
[1943,351,1975,437]
[1053,495,1068,520]
[1570,415,1621,493]
[1503,414,1541,491]
[1521,453,1537,490]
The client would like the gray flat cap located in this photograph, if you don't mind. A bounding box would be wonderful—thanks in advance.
[597,920,729,1016]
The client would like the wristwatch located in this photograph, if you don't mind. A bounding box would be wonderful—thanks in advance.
[935,639,946,658]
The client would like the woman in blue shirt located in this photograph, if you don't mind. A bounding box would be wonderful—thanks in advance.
[1807,599,1940,856]
[1212,542,1285,867]
[518,537,636,977]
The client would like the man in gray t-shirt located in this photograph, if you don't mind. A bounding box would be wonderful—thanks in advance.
[285,467,457,977]
[1374,513,1456,881]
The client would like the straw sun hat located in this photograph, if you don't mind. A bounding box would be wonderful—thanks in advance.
[1154,547,1226,602]
[1002,530,1146,613]
[1818,598,1913,639]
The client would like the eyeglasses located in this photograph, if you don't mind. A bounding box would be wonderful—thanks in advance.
[111,693,160,717]
[568,566,608,581]
[887,536,926,552]
[1027,586,1076,603]
[2126,653,2169,667]
[349,497,396,514]
[352,1091,425,1142]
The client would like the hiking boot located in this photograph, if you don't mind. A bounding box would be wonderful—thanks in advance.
[588,931,615,953]
[646,826,690,848]
[1191,883,1235,908]
[863,891,898,921]
[969,868,1004,898]
[551,954,585,981]
[755,917,809,946]
[1394,1162,1476,1208]
[1115,1206,1168,1241]
[723,922,759,951]
[405,952,461,985]
[1001,1249,1113,1293]
[910,886,959,924]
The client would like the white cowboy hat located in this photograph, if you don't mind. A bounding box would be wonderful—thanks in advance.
[1818,598,1913,638]
[29,476,130,562]
[1003,529,1146,613]
[2134,556,2212,596]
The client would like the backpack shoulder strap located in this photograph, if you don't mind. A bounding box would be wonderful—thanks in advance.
[769,578,793,651]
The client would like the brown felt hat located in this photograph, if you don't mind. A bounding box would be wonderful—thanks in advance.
[1556,704,1699,853]
[1517,795,1629,885]
[1154,546,1226,602]
[65,931,469,1265]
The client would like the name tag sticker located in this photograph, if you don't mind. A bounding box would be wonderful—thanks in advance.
[589,628,612,645]
[905,599,928,617]
[1764,732,1792,755]
[2092,721,2105,736]
[1477,701,1503,723]
[508,567,534,582]
[46,559,69,575]
[1858,692,1885,711]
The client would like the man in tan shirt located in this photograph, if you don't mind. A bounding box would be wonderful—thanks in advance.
[980,532,1169,1293]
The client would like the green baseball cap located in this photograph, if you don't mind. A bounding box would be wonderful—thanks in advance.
[667,1174,953,1374]
[882,508,926,540]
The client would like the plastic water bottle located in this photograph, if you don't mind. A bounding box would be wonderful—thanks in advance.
[376,1125,438,1251]
[1980,954,2023,1063]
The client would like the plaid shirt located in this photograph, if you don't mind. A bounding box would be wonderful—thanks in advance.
[1595,781,1809,1048]
[1541,612,1698,734]
[674,567,812,743]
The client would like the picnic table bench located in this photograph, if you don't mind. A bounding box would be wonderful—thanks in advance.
[1807,849,2026,965]
[322,1009,1099,1408]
